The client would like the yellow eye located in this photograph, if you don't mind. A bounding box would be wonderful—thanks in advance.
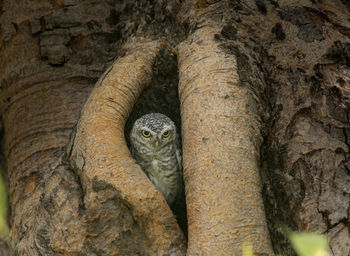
[162,130,170,137]
[142,130,151,138]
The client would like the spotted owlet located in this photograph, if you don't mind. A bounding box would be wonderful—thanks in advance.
[130,113,182,207]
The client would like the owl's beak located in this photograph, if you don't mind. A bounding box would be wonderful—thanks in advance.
[154,137,161,150]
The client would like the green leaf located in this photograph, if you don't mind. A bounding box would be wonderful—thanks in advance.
[0,173,9,238]
[242,240,254,256]
[288,231,329,256]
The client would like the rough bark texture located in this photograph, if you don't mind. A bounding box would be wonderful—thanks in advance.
[178,26,272,255]
[249,1,350,255]
[0,0,350,255]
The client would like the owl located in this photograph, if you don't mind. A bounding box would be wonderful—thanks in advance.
[130,113,182,207]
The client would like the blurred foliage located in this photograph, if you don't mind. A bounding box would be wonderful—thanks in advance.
[285,228,329,256]
[242,239,254,256]
[0,173,9,239]
[242,228,330,256]
[0,171,14,256]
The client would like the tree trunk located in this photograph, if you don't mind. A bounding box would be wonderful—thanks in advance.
[177,26,272,255]
[0,0,349,255]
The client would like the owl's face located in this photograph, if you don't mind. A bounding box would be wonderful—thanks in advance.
[130,113,177,151]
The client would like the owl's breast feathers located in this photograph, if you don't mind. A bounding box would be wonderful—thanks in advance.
[134,144,181,205]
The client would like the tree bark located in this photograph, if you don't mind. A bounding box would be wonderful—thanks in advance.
[178,26,272,255]
[247,1,350,255]
[1,0,350,255]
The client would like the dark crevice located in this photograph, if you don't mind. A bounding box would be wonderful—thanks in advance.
[343,128,350,152]
[125,47,187,238]
[255,0,267,15]
[318,209,331,230]
[344,164,350,176]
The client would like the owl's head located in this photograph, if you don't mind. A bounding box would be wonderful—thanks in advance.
[130,113,177,150]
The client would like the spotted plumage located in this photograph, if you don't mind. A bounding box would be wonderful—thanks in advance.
[130,113,182,206]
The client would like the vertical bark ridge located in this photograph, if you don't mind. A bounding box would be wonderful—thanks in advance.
[178,26,273,256]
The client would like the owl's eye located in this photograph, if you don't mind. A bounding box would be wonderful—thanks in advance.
[162,130,170,137]
[142,130,151,138]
